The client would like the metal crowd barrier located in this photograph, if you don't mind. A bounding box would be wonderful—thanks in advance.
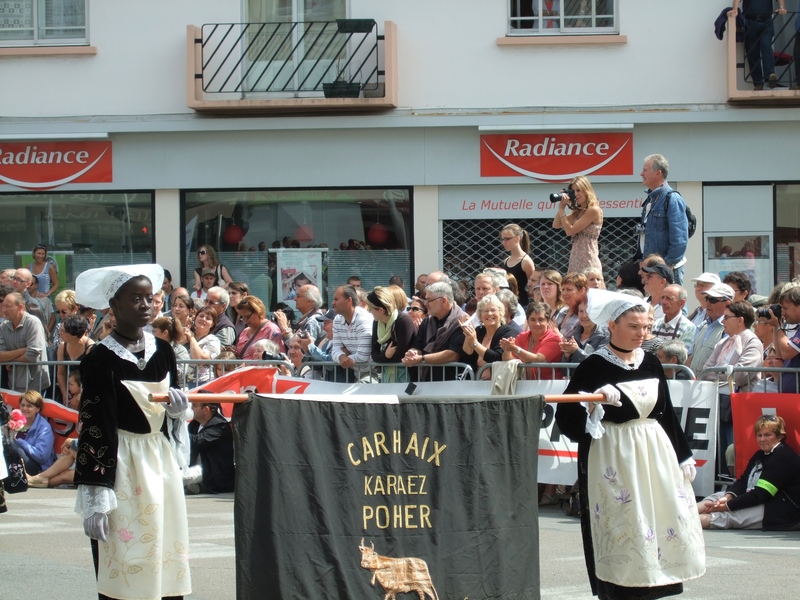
[473,362,696,382]
[697,365,800,394]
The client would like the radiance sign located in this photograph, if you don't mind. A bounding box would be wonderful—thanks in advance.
[480,132,633,181]
[0,141,112,190]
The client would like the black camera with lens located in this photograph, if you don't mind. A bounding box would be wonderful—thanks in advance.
[756,304,782,320]
[549,188,578,210]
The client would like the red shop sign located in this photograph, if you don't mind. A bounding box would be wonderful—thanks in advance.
[480,133,633,182]
[0,141,112,190]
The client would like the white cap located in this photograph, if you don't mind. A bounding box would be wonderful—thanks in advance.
[75,264,164,310]
[690,272,720,285]
[704,283,735,300]
[587,288,650,325]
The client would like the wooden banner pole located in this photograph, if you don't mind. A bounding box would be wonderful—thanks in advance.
[149,392,606,404]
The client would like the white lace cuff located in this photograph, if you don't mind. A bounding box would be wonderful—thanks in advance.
[74,484,118,519]
[581,401,606,439]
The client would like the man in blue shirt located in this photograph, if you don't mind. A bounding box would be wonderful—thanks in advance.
[639,154,689,285]
[729,0,788,90]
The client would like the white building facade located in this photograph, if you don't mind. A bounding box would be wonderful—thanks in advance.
[0,0,797,303]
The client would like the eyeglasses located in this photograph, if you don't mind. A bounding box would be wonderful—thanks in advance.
[206,300,223,306]
[56,309,70,315]
[704,296,725,304]
[425,296,444,304]
[481,308,499,314]
[34,244,47,250]
[239,312,254,320]
[198,250,207,255]
[11,277,28,283]
[722,314,741,320]
[500,236,515,242]
[408,307,424,313]
[760,415,779,422]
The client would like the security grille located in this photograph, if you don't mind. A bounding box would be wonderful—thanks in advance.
[442,217,639,290]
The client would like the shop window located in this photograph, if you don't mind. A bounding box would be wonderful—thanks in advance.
[0,192,154,289]
[509,0,617,35]
[184,188,412,312]
[0,0,87,46]
[442,215,637,290]
[777,184,800,282]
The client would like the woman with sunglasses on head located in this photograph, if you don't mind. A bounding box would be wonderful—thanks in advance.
[552,176,603,275]
[51,289,79,350]
[499,223,535,308]
[28,243,59,299]
[236,296,284,360]
[700,301,763,468]
[697,414,800,531]
[170,294,195,342]
[407,297,427,332]
[185,306,221,387]
[193,244,232,292]
[56,315,94,405]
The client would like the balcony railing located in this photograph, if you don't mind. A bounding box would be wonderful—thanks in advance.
[727,11,800,102]
[187,20,397,113]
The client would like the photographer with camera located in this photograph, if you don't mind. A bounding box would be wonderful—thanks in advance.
[273,284,326,347]
[762,284,800,393]
[551,175,603,274]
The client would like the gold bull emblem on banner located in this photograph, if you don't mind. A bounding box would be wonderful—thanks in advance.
[359,538,439,600]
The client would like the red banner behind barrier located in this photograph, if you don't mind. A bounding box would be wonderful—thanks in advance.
[731,392,800,477]
[193,367,310,418]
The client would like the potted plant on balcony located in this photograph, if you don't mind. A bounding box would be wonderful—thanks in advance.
[336,19,375,34]
[322,58,361,98]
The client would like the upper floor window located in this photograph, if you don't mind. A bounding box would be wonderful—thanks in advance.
[0,0,87,46]
[509,0,617,35]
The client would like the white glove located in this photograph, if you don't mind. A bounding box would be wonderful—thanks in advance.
[84,512,109,542]
[594,384,622,407]
[166,388,189,419]
[680,458,697,482]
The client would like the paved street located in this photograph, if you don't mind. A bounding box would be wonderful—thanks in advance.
[1,487,799,599]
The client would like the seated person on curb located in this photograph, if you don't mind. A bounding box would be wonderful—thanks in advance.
[7,390,55,475]
[697,415,800,531]
[183,401,235,495]
[28,370,83,488]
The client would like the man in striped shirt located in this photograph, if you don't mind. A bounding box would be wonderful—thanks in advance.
[331,284,375,382]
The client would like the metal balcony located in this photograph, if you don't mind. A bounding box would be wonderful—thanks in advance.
[727,11,800,103]
[187,19,397,113]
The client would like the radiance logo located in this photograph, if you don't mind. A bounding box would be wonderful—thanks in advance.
[480,132,633,181]
[0,141,112,190]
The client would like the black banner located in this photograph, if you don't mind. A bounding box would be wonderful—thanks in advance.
[232,394,544,600]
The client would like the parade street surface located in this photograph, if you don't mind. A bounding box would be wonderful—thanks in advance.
[2,487,799,600]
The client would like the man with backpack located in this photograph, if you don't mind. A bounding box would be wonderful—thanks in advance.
[639,153,691,285]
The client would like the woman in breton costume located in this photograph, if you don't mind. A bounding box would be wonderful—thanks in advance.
[555,289,705,600]
[73,264,191,600]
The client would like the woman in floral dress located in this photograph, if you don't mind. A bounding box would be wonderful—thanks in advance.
[552,175,603,274]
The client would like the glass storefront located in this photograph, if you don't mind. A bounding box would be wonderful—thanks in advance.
[0,191,154,289]
[184,188,412,310]
[776,184,800,282]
